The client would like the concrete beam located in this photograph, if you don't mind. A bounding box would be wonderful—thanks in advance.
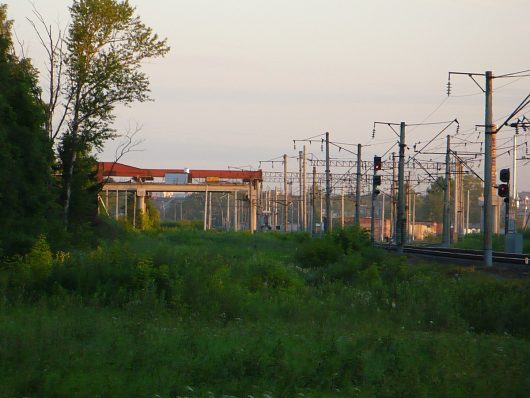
[102,182,252,193]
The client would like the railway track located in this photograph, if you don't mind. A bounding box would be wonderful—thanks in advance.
[383,244,530,266]
[405,246,530,265]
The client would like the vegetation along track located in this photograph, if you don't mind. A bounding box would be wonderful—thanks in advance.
[380,244,530,276]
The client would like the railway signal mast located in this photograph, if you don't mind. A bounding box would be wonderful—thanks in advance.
[371,156,382,242]
[498,168,510,235]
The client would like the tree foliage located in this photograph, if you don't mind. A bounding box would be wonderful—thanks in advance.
[416,175,483,224]
[59,0,170,227]
[0,5,58,254]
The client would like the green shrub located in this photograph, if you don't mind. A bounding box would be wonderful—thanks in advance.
[295,237,342,268]
[243,257,303,293]
[25,235,53,284]
[456,278,530,336]
[333,226,370,254]
[325,252,364,282]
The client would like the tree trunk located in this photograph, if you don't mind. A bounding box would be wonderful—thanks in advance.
[63,88,81,228]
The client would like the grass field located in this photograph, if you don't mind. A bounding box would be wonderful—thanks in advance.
[1,226,530,397]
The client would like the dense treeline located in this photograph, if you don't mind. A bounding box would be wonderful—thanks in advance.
[0,1,168,255]
[0,5,59,254]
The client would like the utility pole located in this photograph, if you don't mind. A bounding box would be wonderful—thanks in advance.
[406,172,411,242]
[380,193,385,242]
[320,187,323,235]
[458,159,465,239]
[303,145,307,232]
[511,133,517,233]
[370,166,376,243]
[298,150,303,231]
[483,71,495,267]
[289,180,294,232]
[312,166,317,235]
[283,154,288,232]
[274,188,278,229]
[341,186,345,228]
[443,135,451,247]
[355,144,362,226]
[325,132,331,233]
[412,192,416,241]
[448,70,503,265]
[453,152,459,243]
[391,153,396,241]
[396,122,406,253]
[466,189,470,234]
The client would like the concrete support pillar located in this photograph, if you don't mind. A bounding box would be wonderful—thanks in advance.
[272,187,280,231]
[234,192,239,232]
[249,180,258,233]
[137,189,146,214]
[135,189,146,229]
[115,189,119,220]
[204,189,208,231]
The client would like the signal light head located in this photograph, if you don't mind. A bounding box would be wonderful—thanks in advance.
[500,168,510,183]
[498,183,509,198]
[374,156,382,171]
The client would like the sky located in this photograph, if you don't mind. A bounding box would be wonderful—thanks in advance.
[5,0,530,190]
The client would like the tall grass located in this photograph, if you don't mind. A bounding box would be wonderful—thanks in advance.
[1,226,529,396]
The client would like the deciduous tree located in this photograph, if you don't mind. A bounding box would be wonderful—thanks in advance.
[58,0,169,227]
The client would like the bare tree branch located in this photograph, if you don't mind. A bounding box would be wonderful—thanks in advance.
[104,123,145,183]
[12,29,27,59]
[27,5,68,142]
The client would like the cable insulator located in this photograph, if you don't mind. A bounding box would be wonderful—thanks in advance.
[446,81,451,96]
[372,128,376,139]
[293,141,296,150]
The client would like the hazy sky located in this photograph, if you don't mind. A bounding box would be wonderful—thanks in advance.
[6,0,530,189]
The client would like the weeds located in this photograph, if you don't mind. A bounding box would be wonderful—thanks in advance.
[1,227,529,396]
